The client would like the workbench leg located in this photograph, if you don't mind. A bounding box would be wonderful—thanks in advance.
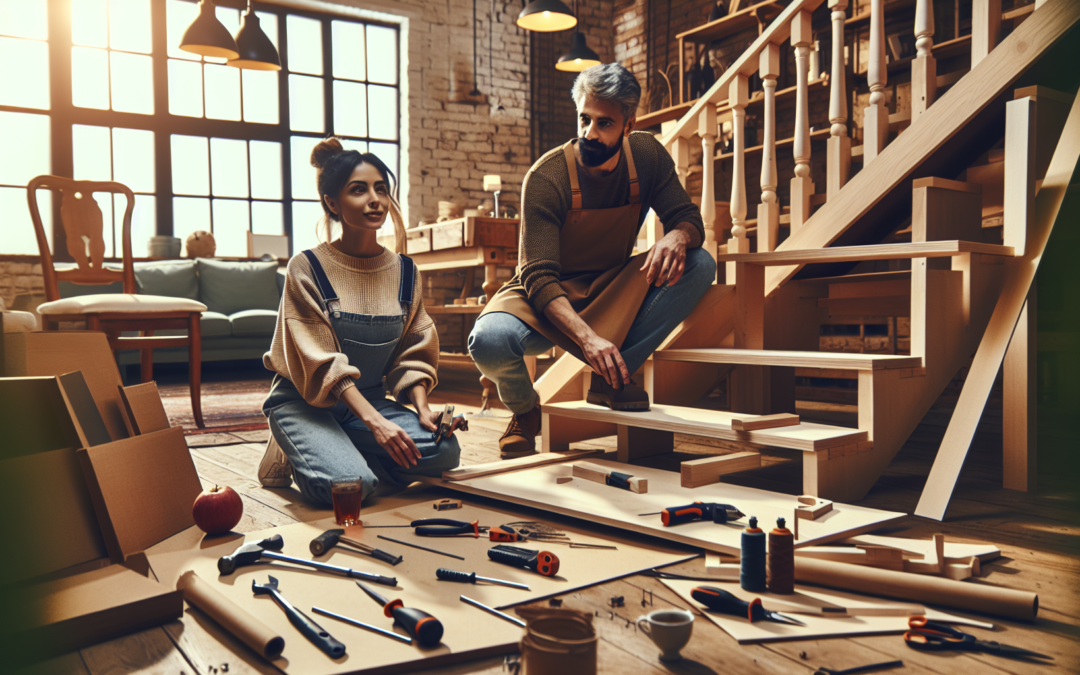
[617,425,674,463]
[482,263,499,299]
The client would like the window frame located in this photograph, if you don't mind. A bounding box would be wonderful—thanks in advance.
[0,0,401,260]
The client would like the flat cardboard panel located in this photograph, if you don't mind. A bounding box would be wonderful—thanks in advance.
[3,332,132,441]
[437,458,905,556]
[59,371,112,447]
[79,426,202,561]
[0,376,81,460]
[9,554,182,659]
[119,381,171,435]
[661,578,992,643]
[0,446,109,582]
[148,500,695,674]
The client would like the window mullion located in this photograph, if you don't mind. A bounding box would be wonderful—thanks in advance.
[322,18,333,137]
[46,0,74,262]
[278,8,293,255]
[150,0,173,238]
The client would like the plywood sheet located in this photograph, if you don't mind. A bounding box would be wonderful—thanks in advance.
[435,458,905,556]
[119,381,171,435]
[662,578,992,643]
[148,500,695,675]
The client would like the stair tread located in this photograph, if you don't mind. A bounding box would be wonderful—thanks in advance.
[800,271,912,285]
[654,348,921,370]
[717,240,1013,265]
[544,401,867,451]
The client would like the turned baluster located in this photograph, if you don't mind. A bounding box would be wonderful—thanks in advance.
[912,0,936,117]
[727,74,749,283]
[672,136,691,189]
[790,11,814,232]
[758,44,780,252]
[864,0,888,163]
[699,107,718,260]
[827,0,851,198]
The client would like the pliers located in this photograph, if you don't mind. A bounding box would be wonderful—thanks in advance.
[410,518,490,538]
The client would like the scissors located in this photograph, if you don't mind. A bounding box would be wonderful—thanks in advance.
[903,617,1053,661]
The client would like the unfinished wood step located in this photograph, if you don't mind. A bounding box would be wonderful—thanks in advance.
[543,401,867,452]
[801,271,912,286]
[654,348,922,371]
[717,240,1014,265]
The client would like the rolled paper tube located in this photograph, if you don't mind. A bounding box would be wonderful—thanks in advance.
[178,570,286,659]
[793,557,1038,621]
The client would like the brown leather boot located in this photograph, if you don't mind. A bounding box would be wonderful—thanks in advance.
[586,373,650,411]
[499,403,542,458]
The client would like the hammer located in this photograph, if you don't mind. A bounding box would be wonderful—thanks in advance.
[218,534,397,586]
[310,529,403,566]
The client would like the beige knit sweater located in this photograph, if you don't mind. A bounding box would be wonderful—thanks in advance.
[263,242,439,408]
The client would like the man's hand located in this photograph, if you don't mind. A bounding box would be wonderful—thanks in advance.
[581,334,630,388]
[641,227,692,287]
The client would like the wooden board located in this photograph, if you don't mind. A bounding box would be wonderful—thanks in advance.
[731,413,799,431]
[436,458,905,556]
[147,500,695,675]
[915,90,1080,520]
[839,534,1000,563]
[661,578,993,643]
[544,401,865,451]
[118,381,171,435]
[572,461,647,493]
[716,240,1013,265]
[681,451,762,488]
[655,348,921,370]
[442,448,599,481]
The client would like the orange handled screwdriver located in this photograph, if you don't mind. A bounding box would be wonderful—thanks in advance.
[355,581,444,647]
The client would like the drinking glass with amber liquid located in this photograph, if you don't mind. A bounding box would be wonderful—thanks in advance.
[331,477,362,526]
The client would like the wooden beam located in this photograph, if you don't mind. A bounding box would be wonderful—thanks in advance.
[915,89,1080,520]
[442,449,600,481]
[1003,286,1036,491]
[730,413,799,431]
[680,452,762,488]
[719,240,1013,265]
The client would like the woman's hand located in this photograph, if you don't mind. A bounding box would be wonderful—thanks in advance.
[417,405,467,436]
[367,413,421,468]
[581,334,630,388]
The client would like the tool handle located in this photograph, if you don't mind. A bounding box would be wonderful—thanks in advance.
[281,601,346,658]
[489,525,521,542]
[370,548,404,566]
[488,547,560,577]
[661,504,705,527]
[436,568,477,584]
[347,569,398,586]
[606,472,632,490]
[691,586,764,622]
[391,606,444,648]
[412,519,479,537]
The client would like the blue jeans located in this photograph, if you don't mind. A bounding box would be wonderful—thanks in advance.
[264,385,461,508]
[469,247,717,414]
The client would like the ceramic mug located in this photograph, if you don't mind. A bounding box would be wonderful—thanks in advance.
[636,609,694,662]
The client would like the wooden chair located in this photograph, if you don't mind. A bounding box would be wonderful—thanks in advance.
[27,175,206,428]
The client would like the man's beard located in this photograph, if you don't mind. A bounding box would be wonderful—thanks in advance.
[578,133,622,167]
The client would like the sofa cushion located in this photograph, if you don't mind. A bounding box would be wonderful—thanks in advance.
[134,260,199,300]
[38,294,207,315]
[196,258,280,315]
[199,311,232,338]
[229,309,278,337]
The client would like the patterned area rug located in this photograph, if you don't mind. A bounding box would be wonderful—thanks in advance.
[158,376,271,435]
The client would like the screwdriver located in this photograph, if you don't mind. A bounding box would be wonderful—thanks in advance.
[488,544,561,577]
[691,586,806,626]
[436,567,530,590]
[355,581,444,647]
[639,502,745,527]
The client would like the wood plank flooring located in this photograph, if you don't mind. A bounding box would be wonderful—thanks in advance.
[16,378,1079,675]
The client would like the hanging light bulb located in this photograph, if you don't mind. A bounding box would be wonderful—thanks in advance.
[516,0,577,32]
[179,0,239,60]
[556,31,601,72]
[228,3,281,70]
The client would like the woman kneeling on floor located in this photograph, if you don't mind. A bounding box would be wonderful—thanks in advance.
[258,137,463,506]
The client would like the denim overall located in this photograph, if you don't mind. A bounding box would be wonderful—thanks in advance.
[263,249,460,507]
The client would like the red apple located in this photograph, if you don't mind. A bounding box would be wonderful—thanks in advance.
[192,486,243,535]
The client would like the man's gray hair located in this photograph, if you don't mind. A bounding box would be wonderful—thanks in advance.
[571,63,642,122]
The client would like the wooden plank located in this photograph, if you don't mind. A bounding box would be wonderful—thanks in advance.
[572,461,648,493]
[1003,97,1036,256]
[915,90,1080,521]
[118,382,171,435]
[680,451,762,488]
[730,413,799,431]
[655,348,921,370]
[759,0,1080,296]
[439,458,905,556]
[718,240,1014,265]
[442,448,600,481]
[545,401,865,452]
[1003,290,1036,491]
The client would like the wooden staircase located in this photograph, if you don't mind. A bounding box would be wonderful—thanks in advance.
[535,0,1080,503]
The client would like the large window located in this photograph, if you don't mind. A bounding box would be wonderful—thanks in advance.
[0,0,401,258]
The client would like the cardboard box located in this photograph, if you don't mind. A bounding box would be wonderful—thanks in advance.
[3,331,133,440]
[0,376,82,460]
[119,381,171,435]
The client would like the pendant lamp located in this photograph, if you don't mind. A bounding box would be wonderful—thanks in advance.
[516,0,577,32]
[227,4,281,70]
[556,31,600,71]
[179,0,239,60]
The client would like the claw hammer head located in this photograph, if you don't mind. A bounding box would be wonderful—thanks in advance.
[218,534,285,575]
[310,528,346,556]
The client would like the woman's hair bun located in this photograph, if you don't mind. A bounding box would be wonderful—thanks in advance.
[310,137,345,170]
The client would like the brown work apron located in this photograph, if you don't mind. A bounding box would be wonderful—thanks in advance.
[481,137,651,361]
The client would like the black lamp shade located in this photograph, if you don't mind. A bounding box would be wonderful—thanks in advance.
[556,32,601,72]
[517,0,577,32]
[180,0,239,60]
[228,9,281,70]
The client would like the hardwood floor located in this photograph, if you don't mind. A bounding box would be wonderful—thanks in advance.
[19,370,1079,675]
